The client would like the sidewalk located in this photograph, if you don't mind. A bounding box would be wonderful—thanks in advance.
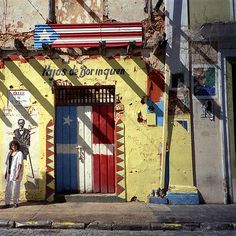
[1,201,236,231]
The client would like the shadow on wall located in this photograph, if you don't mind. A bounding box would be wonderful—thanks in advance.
[5,60,54,117]
[102,56,146,99]
[75,0,102,23]
[24,172,46,201]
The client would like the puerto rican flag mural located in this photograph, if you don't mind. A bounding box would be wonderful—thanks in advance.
[34,23,143,48]
[56,105,115,193]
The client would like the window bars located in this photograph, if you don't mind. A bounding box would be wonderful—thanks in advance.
[54,86,115,106]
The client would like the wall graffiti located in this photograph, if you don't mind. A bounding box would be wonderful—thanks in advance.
[193,65,216,97]
[42,65,126,80]
[13,119,34,178]
[2,106,39,190]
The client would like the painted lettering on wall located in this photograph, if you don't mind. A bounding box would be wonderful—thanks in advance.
[42,65,126,80]
[8,90,31,107]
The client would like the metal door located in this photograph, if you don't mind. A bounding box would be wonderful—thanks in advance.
[55,86,115,194]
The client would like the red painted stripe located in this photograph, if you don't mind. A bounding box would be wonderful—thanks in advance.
[7,54,20,61]
[93,105,100,192]
[107,105,115,193]
[93,154,100,193]
[33,55,47,60]
[0,60,5,68]
[92,105,115,193]
[100,154,108,193]
[100,105,108,193]
[49,23,142,29]
[107,105,114,144]
[51,42,142,48]
[100,23,142,28]
[51,43,100,48]
[59,32,142,38]
[100,105,108,144]
[108,154,115,193]
[93,105,100,144]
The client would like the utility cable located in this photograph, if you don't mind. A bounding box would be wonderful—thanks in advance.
[26,0,47,21]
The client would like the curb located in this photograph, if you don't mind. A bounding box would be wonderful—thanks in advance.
[15,221,52,229]
[150,223,183,230]
[87,221,112,230]
[52,222,85,229]
[112,223,150,231]
[0,221,235,231]
[0,220,14,228]
[200,223,234,231]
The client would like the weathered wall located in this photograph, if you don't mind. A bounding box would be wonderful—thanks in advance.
[0,57,54,201]
[106,0,159,22]
[56,0,103,24]
[0,55,163,202]
[164,0,196,199]
[191,42,225,203]
[0,0,48,33]
[189,0,233,28]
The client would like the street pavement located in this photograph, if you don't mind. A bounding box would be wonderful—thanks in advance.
[0,229,236,236]
[1,201,236,232]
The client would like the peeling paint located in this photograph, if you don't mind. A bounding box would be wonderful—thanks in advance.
[56,0,103,24]
[17,21,24,28]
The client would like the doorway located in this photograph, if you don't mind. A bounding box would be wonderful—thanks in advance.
[54,86,115,194]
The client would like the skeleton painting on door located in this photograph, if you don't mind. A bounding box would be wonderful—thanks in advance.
[2,106,40,189]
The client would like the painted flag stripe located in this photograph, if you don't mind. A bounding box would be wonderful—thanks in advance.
[56,144,114,155]
[51,42,142,48]
[55,32,142,38]
[49,22,142,28]
[93,105,100,193]
[77,106,93,193]
[54,36,142,43]
[34,23,143,48]
[51,27,142,33]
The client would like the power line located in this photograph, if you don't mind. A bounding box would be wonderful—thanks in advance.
[26,0,47,21]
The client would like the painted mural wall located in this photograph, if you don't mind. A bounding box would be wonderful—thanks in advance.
[0,57,54,201]
[0,55,163,202]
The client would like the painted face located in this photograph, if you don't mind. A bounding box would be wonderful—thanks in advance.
[196,76,206,86]
[18,120,25,128]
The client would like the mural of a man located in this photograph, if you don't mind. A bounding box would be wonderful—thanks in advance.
[13,119,30,160]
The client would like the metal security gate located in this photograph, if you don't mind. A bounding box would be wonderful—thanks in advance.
[55,86,115,194]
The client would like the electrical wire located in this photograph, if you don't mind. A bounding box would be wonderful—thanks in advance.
[26,0,47,21]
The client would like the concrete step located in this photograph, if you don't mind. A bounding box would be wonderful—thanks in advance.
[54,194,126,203]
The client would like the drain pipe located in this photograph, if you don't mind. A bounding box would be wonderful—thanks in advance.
[48,0,56,23]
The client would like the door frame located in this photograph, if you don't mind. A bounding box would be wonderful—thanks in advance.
[54,85,116,194]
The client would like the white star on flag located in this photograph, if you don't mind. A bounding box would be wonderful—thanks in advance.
[39,29,52,42]
[63,116,73,126]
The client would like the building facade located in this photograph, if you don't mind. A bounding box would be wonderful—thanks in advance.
[0,0,235,204]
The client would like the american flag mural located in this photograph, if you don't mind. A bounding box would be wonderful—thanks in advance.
[34,23,143,48]
[56,105,115,193]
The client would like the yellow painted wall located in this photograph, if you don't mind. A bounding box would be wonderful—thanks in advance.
[0,59,54,201]
[168,115,195,193]
[0,56,163,202]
